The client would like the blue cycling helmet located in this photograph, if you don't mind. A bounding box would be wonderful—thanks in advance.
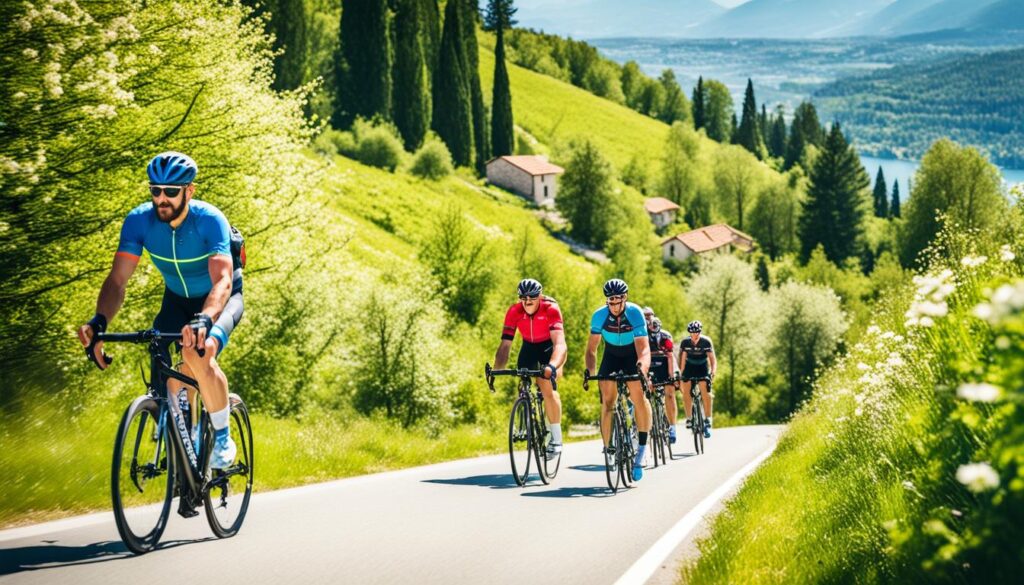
[603,278,628,297]
[147,151,197,185]
[517,278,543,297]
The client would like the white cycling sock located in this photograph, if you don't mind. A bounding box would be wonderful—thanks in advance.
[210,406,230,433]
[550,423,562,444]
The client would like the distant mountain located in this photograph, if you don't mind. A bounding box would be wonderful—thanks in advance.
[890,0,1001,35]
[692,0,893,38]
[965,0,1024,32]
[512,0,725,38]
[836,0,937,36]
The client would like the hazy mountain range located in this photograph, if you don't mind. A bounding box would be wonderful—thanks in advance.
[513,0,1024,39]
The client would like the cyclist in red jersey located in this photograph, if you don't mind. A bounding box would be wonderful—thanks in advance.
[493,279,567,459]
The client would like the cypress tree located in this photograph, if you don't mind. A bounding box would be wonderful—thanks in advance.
[422,0,442,72]
[489,1,515,157]
[432,0,473,165]
[730,112,738,143]
[392,0,430,150]
[768,106,787,159]
[756,255,771,291]
[759,103,769,143]
[692,76,705,130]
[336,0,393,128]
[461,0,489,175]
[244,0,308,91]
[872,166,889,218]
[890,180,901,218]
[799,122,870,264]
[734,78,766,159]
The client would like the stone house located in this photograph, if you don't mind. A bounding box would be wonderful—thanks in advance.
[661,223,756,262]
[643,197,680,229]
[485,155,564,207]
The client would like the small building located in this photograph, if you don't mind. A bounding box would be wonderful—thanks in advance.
[485,155,564,207]
[661,223,756,262]
[643,197,680,229]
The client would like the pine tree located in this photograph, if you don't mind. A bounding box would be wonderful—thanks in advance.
[392,0,430,150]
[799,122,870,264]
[768,105,787,159]
[336,0,393,127]
[784,101,824,171]
[734,78,766,159]
[489,1,515,157]
[890,180,901,218]
[759,103,769,144]
[872,166,889,218]
[692,76,705,130]
[432,0,473,165]
[461,0,489,175]
[730,112,738,143]
[483,0,517,31]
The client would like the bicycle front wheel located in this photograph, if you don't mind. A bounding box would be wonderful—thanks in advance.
[619,410,636,488]
[692,396,705,455]
[112,396,174,554]
[605,414,621,493]
[204,394,254,538]
[650,401,664,468]
[508,398,532,486]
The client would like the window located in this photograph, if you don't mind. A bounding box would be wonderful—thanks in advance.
[544,186,549,199]
[670,244,675,257]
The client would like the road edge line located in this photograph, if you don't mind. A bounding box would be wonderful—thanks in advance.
[613,442,778,585]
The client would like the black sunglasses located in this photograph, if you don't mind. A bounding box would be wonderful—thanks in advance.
[149,184,185,198]
[519,294,540,301]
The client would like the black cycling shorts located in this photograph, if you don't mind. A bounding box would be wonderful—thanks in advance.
[650,356,671,385]
[681,363,709,382]
[598,344,639,377]
[517,340,554,371]
[154,279,243,363]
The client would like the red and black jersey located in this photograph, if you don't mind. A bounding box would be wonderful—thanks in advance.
[649,329,674,357]
[501,297,564,344]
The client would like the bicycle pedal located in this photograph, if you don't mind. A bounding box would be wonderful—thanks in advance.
[177,502,200,519]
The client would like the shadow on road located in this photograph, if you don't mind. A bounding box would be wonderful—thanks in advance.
[520,486,614,498]
[422,474,522,489]
[567,464,606,472]
[0,537,214,575]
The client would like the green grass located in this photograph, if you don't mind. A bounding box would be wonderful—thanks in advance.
[683,238,1024,583]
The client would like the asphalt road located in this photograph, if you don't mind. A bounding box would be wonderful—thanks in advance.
[0,425,782,585]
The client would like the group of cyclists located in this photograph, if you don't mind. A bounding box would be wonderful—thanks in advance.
[495,277,716,483]
[78,151,716,503]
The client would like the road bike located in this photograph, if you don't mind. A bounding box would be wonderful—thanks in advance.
[485,364,561,486]
[99,330,253,554]
[681,375,711,455]
[584,369,648,493]
[648,375,676,466]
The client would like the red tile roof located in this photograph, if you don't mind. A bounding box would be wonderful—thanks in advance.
[488,155,564,176]
[661,224,755,254]
[644,197,680,214]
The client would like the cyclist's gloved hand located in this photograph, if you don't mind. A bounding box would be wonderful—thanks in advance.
[188,313,213,357]
[81,313,113,370]
[543,363,558,381]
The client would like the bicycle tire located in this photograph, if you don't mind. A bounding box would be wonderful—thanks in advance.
[508,397,532,486]
[620,408,636,487]
[531,404,551,485]
[205,394,254,538]
[605,413,621,493]
[693,394,705,455]
[651,398,665,468]
[664,409,675,461]
[111,396,174,554]
[539,407,562,481]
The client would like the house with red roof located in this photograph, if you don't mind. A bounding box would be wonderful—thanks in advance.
[643,197,680,229]
[485,155,564,207]
[661,223,756,262]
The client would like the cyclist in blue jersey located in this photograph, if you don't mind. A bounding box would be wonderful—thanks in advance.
[77,152,244,481]
[585,279,652,482]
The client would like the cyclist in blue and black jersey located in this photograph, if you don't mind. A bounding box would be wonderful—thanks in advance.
[77,152,244,479]
[679,320,716,439]
[585,279,652,482]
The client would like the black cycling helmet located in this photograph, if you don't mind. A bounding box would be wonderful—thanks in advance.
[651,317,662,333]
[687,320,702,333]
[603,278,629,297]
[517,278,543,297]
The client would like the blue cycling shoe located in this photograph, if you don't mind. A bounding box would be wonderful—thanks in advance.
[210,431,237,469]
[703,419,712,439]
[668,425,677,444]
[632,465,644,481]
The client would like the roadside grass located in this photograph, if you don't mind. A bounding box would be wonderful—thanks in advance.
[683,237,1024,583]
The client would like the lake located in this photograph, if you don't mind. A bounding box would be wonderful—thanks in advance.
[861,156,1024,194]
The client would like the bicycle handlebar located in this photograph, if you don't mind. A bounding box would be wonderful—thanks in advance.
[484,363,556,393]
[96,330,184,343]
[582,364,649,392]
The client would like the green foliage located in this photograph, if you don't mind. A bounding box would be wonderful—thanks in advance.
[432,0,473,166]
[583,60,626,105]
[409,135,454,180]
[799,122,870,264]
[748,177,802,261]
[872,166,889,218]
[621,60,646,110]
[815,47,1024,167]
[353,118,406,171]
[692,76,705,130]
[890,179,902,219]
[555,140,616,247]
[482,0,517,31]
[734,79,766,159]
[657,69,691,125]
[420,206,495,324]
[702,79,734,143]
[712,146,761,231]
[768,105,787,160]
[900,139,1008,267]
[621,153,650,195]
[461,0,489,176]
[785,101,825,171]
[490,25,515,158]
[243,0,308,91]
[336,0,392,127]
[392,0,431,150]
[660,122,699,205]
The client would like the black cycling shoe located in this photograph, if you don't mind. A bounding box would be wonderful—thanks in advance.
[177,496,200,519]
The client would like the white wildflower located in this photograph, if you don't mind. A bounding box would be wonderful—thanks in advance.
[961,255,987,268]
[956,383,1002,403]
[854,407,863,417]
[22,48,38,60]
[902,480,915,491]
[956,463,999,493]
[974,281,1024,324]
[1000,245,1015,262]
[866,325,881,335]
[881,331,895,340]
[887,354,904,367]
[915,301,949,317]
[13,91,27,101]
[996,336,1011,350]
[857,362,870,371]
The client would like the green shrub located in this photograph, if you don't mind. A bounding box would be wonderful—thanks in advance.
[409,137,453,180]
[355,128,404,171]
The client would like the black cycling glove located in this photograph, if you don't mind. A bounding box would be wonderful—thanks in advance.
[189,313,213,356]
[85,313,113,369]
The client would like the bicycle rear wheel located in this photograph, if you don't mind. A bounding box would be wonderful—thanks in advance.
[604,414,621,493]
[651,399,665,468]
[112,396,174,554]
[692,395,705,455]
[664,409,675,461]
[531,406,552,485]
[205,394,254,538]
[537,409,562,482]
[620,409,636,487]
[508,397,532,486]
